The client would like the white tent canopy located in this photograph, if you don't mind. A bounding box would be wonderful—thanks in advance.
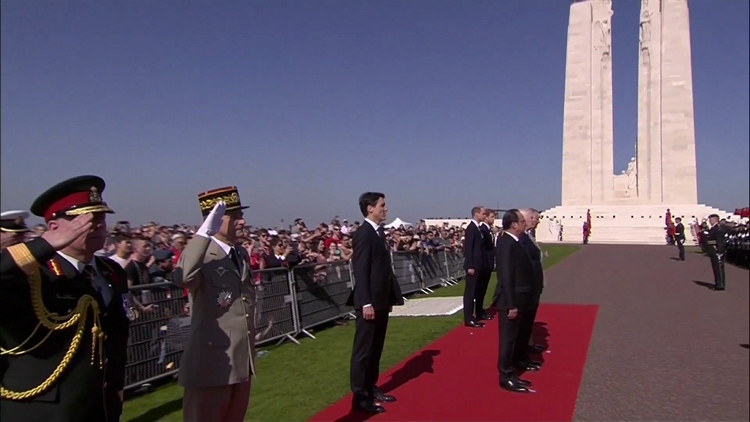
[385,217,413,228]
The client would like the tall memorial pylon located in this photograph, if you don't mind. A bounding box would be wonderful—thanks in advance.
[539,0,731,245]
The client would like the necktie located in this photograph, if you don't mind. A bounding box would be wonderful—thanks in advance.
[229,248,241,270]
[377,226,385,238]
[83,265,102,296]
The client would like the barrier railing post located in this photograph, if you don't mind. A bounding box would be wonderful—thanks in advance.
[286,268,310,342]
[346,260,356,319]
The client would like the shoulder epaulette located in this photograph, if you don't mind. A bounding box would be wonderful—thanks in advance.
[6,243,39,276]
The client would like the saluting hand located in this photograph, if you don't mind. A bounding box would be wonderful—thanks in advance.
[196,201,226,237]
[41,213,94,251]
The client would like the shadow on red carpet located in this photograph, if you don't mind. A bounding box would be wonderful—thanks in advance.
[309,303,598,422]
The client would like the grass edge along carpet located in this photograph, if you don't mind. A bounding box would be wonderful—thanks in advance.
[309,303,599,422]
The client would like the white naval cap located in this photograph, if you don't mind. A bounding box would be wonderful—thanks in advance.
[0,210,30,233]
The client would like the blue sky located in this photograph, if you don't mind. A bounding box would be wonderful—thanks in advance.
[2,0,748,227]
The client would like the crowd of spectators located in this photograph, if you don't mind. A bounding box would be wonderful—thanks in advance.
[21,216,473,293]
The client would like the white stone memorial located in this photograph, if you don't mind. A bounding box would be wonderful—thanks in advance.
[538,0,732,245]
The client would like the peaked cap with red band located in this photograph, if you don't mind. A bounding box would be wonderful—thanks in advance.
[30,175,115,222]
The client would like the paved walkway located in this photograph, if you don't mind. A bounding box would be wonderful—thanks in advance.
[541,244,749,421]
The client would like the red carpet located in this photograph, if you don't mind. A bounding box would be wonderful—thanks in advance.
[309,304,599,422]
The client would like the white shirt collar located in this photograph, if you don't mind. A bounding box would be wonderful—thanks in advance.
[57,251,98,274]
[364,218,380,232]
[480,222,489,228]
[211,236,233,254]
[505,232,520,242]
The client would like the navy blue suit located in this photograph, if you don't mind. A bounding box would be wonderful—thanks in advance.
[462,222,488,323]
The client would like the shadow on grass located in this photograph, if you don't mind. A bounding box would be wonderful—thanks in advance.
[127,397,182,422]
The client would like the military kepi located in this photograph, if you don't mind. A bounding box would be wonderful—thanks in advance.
[30,175,115,222]
[0,210,30,233]
[197,186,248,216]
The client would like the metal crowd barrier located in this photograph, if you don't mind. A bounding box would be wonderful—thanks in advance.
[293,260,355,339]
[124,283,189,390]
[123,248,466,391]
[253,267,299,346]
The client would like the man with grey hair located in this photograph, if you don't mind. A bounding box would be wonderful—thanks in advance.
[517,208,548,357]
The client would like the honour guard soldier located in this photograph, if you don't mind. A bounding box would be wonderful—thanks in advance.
[705,214,726,291]
[0,210,30,251]
[674,217,686,261]
[0,175,130,422]
[172,187,256,422]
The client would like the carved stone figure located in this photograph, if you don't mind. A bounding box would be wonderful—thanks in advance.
[626,157,638,190]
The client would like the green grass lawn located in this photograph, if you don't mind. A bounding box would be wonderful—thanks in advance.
[122,244,579,422]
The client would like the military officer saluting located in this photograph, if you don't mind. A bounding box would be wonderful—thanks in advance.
[1,175,130,422]
[704,213,727,291]
[172,187,256,422]
[0,210,30,251]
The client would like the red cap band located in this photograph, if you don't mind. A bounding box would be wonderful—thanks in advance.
[44,192,92,222]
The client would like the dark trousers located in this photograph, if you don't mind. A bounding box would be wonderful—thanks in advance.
[474,270,492,317]
[709,253,726,289]
[463,272,480,322]
[514,295,540,363]
[497,294,532,381]
[350,309,389,404]
[676,238,685,260]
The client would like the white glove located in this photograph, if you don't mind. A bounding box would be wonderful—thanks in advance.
[196,201,226,238]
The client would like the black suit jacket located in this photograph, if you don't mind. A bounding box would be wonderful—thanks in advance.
[346,223,404,311]
[675,223,685,240]
[463,222,486,272]
[706,224,727,255]
[492,232,535,309]
[1,238,130,422]
[519,233,544,295]
[479,224,495,271]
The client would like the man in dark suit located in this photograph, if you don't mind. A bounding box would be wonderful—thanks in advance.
[493,209,535,393]
[674,217,686,261]
[347,192,404,414]
[517,208,546,368]
[475,209,496,321]
[462,206,489,327]
[1,175,130,422]
[705,214,726,291]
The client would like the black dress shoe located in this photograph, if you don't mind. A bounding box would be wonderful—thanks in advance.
[374,391,396,403]
[514,363,541,372]
[528,344,547,354]
[499,379,530,393]
[477,314,493,321]
[465,320,485,328]
[352,401,385,414]
[514,377,533,387]
[712,286,725,291]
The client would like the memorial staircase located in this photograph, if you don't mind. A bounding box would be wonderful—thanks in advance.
[536,204,734,245]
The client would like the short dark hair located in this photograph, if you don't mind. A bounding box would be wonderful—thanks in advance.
[114,234,131,244]
[485,209,497,217]
[708,214,720,220]
[501,209,521,230]
[471,206,483,217]
[359,192,385,217]
[675,217,682,221]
